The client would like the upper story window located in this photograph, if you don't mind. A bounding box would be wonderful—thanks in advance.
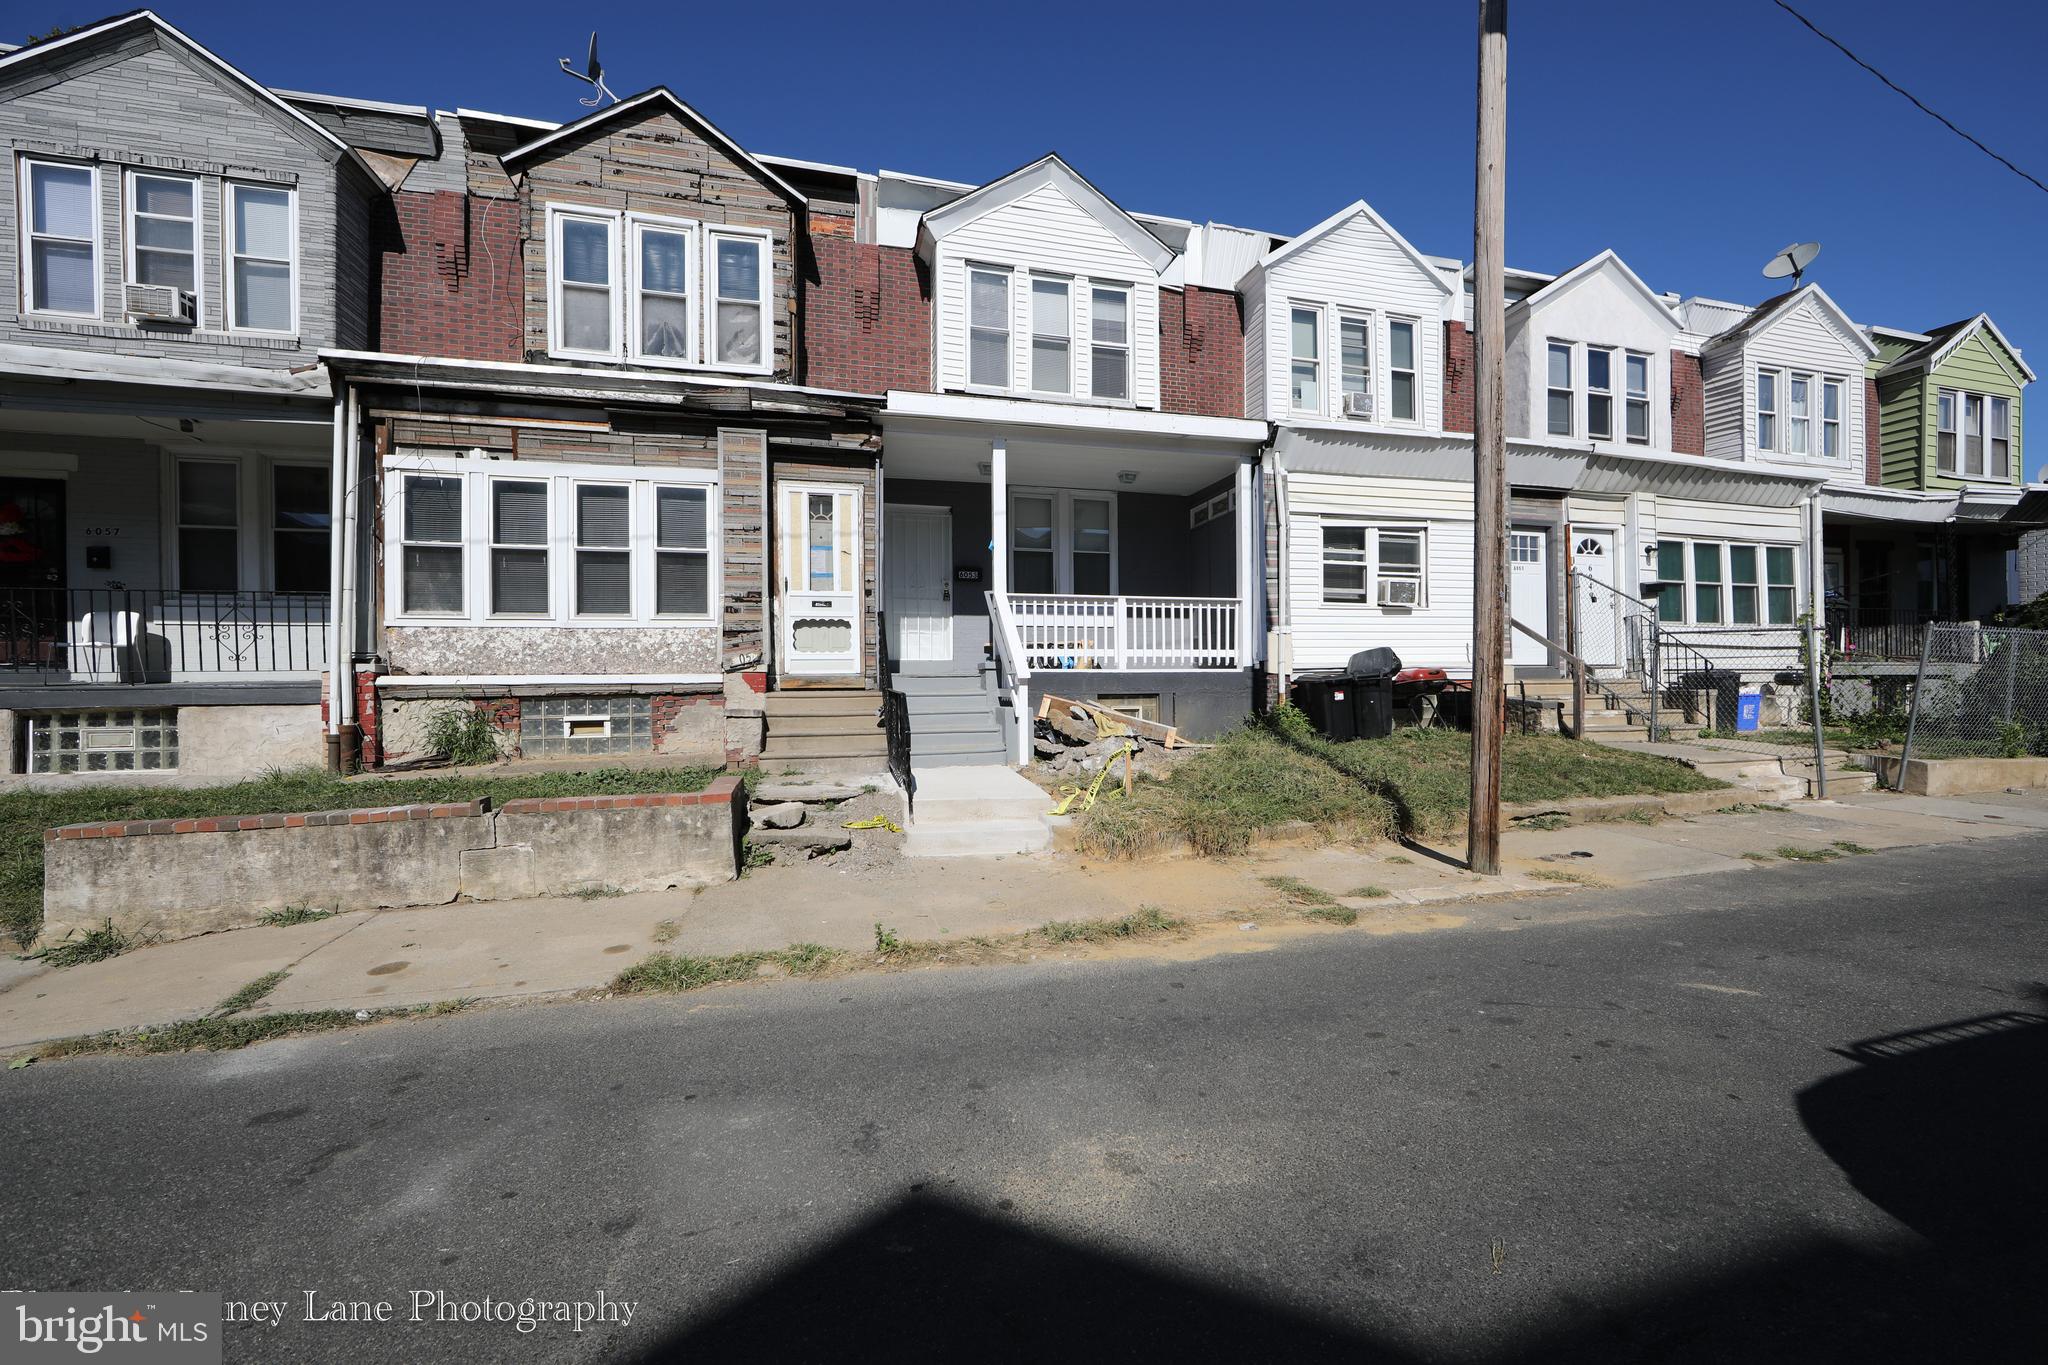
[1754,366,1849,459]
[1339,316,1371,416]
[1586,347,1614,439]
[968,267,1010,387]
[1090,286,1130,401]
[1546,343,1573,436]
[1030,277,1070,394]
[1937,387,2011,479]
[1755,370,1778,450]
[227,183,296,334]
[1786,373,1812,456]
[127,171,199,304]
[547,204,769,372]
[1387,320,1418,422]
[1290,306,1323,414]
[21,159,98,318]
[1822,379,1842,459]
[1624,351,1650,443]
[1548,340,1650,444]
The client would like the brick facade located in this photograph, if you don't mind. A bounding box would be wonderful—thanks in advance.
[376,190,523,360]
[1865,377,1883,485]
[1442,322,1473,434]
[801,216,931,394]
[1159,286,1244,418]
[1670,351,1705,455]
[353,668,382,768]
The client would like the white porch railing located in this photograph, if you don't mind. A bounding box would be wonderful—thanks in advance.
[1004,594,1242,672]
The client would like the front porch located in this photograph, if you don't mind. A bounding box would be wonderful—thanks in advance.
[1821,489,2040,665]
[881,394,1266,762]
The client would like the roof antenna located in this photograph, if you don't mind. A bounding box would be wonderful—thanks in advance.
[558,32,617,107]
[1762,240,1821,288]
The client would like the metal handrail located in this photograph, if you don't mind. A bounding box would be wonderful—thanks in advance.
[1511,617,1586,738]
[984,591,1033,764]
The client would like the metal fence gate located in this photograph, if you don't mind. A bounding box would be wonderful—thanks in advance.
[1897,625,2048,778]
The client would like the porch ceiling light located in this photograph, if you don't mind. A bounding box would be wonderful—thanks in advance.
[1117,470,1139,485]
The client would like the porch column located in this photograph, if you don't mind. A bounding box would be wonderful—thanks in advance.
[1234,457,1255,667]
[989,436,1008,600]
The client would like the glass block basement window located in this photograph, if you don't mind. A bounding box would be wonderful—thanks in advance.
[28,710,179,773]
[519,696,652,758]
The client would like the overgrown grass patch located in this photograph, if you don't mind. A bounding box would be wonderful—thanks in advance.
[611,943,842,993]
[1261,875,1341,908]
[1529,868,1601,886]
[258,905,336,928]
[1831,840,1874,855]
[214,970,288,1016]
[1300,904,1359,925]
[1348,885,1391,899]
[1040,906,1178,943]
[32,999,470,1060]
[1719,803,1792,816]
[1775,844,1842,862]
[0,765,718,950]
[31,921,133,967]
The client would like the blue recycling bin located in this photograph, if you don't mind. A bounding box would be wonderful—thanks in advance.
[1736,692,1763,733]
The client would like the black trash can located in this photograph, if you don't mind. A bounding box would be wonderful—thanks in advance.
[1679,668,1740,731]
[1293,649,1401,741]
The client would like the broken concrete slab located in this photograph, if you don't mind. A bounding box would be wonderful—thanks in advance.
[752,782,864,804]
[753,802,808,830]
[750,826,853,857]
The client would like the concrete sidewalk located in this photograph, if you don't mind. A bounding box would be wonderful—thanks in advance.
[4,787,2043,1051]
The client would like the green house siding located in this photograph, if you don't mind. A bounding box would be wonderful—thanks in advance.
[1872,323,2027,490]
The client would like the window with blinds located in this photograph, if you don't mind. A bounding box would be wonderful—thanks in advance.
[402,476,465,614]
[575,484,632,616]
[23,160,97,317]
[491,480,550,615]
[227,183,294,333]
[655,486,710,616]
[969,268,1010,387]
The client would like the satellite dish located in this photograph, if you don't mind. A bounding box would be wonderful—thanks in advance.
[1762,241,1821,286]
[557,31,618,107]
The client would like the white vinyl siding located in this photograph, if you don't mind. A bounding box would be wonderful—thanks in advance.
[933,183,1162,406]
[1724,293,1868,464]
[1286,474,1472,671]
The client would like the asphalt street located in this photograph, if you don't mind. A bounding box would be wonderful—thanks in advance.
[4,836,2044,1363]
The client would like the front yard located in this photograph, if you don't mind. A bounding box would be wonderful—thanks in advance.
[1,765,724,950]
[1076,709,1725,858]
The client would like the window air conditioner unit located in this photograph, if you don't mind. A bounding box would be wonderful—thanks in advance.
[1377,578,1420,607]
[1342,391,1374,420]
[125,283,194,324]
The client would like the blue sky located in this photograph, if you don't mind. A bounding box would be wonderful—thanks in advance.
[30,3,2048,382]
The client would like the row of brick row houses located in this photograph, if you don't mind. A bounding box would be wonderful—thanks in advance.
[0,11,2039,782]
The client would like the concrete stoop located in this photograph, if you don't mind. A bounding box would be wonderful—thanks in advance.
[1585,734,1875,801]
[903,764,1053,858]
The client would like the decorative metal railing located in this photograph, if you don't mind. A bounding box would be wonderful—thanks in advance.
[0,588,331,683]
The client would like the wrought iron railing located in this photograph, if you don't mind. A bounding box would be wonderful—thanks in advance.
[1826,606,1952,664]
[0,588,331,683]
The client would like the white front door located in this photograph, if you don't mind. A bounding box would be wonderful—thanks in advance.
[884,505,952,665]
[1571,529,1619,668]
[777,482,862,678]
[1508,528,1550,668]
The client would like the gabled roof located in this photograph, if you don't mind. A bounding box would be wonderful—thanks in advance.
[0,10,378,181]
[501,88,805,206]
[1703,282,1878,359]
[1255,200,1454,295]
[916,154,1174,274]
[1879,312,2036,384]
[1508,249,1677,330]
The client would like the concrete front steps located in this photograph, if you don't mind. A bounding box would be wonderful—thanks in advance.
[760,690,886,779]
[1520,676,1672,741]
[892,672,1007,769]
[903,764,1052,858]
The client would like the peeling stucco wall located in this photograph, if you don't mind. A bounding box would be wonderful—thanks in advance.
[386,626,721,675]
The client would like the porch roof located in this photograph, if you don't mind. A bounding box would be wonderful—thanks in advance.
[320,351,883,418]
[1820,483,2048,529]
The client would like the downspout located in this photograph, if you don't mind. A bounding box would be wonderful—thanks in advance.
[336,385,364,770]
[1267,446,1293,697]
[324,384,348,773]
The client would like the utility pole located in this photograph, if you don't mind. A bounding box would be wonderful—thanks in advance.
[1468,0,1508,875]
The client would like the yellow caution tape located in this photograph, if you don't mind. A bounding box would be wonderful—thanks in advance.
[1050,742,1138,817]
[842,815,903,834]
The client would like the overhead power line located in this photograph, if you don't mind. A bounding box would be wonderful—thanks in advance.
[1772,0,2048,197]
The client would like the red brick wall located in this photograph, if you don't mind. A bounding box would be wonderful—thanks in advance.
[1671,351,1705,455]
[352,668,381,769]
[802,216,931,394]
[1159,286,1243,418]
[377,190,523,361]
[1443,322,1473,433]
[1865,377,1883,484]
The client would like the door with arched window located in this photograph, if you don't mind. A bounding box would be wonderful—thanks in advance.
[1571,529,1619,668]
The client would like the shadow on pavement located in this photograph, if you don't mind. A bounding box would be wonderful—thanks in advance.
[634,999,2048,1364]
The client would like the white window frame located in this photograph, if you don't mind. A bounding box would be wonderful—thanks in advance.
[1546,341,1574,437]
[1338,312,1373,418]
[1989,394,2012,480]
[1386,317,1420,424]
[625,213,697,369]
[547,203,623,361]
[652,484,714,619]
[124,168,201,318]
[1786,372,1813,456]
[1937,388,1958,473]
[966,264,1012,391]
[705,224,773,374]
[1319,521,1428,609]
[1006,487,1119,595]
[382,454,721,628]
[223,180,297,336]
[1087,282,1133,404]
[1653,536,1800,626]
[1822,378,1844,460]
[1624,350,1651,445]
[1755,368,1780,452]
[486,475,553,619]
[1028,274,1072,396]
[19,157,100,320]
[1289,303,1324,416]
[1585,345,1615,440]
[571,479,635,619]
[1189,487,1236,529]
[1962,392,1986,477]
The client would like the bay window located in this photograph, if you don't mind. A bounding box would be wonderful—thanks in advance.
[1290,306,1323,414]
[226,183,295,333]
[1089,286,1130,400]
[127,171,199,302]
[1586,346,1613,440]
[1030,277,1071,394]
[710,230,767,367]
[968,268,1010,387]
[1321,524,1427,607]
[1387,320,1418,421]
[23,159,98,317]
[1547,342,1573,436]
[1625,351,1651,444]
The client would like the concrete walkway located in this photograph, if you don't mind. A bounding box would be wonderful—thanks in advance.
[4,787,2043,1051]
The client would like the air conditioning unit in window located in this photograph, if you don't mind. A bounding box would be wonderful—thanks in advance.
[1342,391,1374,420]
[124,283,194,324]
[1377,578,1420,607]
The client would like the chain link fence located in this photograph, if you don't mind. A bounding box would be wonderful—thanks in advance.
[1652,625,1824,763]
[1899,624,2048,767]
